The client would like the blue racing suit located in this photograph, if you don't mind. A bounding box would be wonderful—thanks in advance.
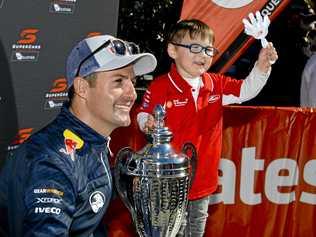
[0,103,113,236]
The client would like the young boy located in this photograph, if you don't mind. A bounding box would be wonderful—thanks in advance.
[136,19,278,236]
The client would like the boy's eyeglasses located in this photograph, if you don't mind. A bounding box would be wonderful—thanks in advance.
[75,39,140,77]
[170,42,218,57]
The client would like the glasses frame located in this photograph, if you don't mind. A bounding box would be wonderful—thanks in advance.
[170,42,219,57]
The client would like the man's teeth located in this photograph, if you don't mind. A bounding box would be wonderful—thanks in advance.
[116,103,131,110]
[195,62,204,65]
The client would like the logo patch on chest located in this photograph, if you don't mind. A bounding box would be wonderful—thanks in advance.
[89,191,105,213]
[172,98,189,107]
[59,129,84,161]
[208,95,220,103]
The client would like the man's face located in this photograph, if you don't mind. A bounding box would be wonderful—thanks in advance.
[85,64,137,132]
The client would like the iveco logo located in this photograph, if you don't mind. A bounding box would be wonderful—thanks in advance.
[212,0,254,9]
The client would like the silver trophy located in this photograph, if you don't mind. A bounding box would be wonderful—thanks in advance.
[114,104,196,237]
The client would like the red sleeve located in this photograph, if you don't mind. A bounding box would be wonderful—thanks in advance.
[217,74,243,97]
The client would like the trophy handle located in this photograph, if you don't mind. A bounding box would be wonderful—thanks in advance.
[114,147,136,217]
[182,142,197,188]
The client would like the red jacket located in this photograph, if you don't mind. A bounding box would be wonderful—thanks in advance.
[138,64,243,200]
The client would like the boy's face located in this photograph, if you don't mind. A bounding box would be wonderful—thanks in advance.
[168,33,214,78]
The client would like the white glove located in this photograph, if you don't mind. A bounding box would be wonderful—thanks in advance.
[242,11,270,48]
[243,11,275,64]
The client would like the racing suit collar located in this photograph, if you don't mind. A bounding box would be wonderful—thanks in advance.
[57,102,108,148]
[169,63,213,93]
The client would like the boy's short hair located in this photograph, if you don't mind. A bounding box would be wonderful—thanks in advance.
[167,19,215,44]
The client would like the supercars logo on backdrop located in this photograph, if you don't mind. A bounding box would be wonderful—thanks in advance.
[11,28,41,62]
[44,77,68,110]
[87,32,102,38]
[7,128,34,151]
[49,0,76,14]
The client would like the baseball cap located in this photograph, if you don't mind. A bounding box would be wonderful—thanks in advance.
[66,35,157,88]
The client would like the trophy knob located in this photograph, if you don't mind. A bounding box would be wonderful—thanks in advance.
[152,105,172,144]
[153,104,165,128]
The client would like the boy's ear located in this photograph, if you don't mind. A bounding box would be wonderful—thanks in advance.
[73,77,89,99]
[167,43,177,59]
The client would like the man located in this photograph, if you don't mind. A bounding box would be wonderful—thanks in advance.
[0,34,157,236]
[301,29,316,107]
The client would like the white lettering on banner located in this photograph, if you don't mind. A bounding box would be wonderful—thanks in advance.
[209,147,316,205]
[212,0,254,9]
[240,147,264,205]
[265,159,298,204]
[261,0,281,16]
[210,159,236,204]
[300,160,316,204]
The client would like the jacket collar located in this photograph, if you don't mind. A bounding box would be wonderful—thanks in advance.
[55,102,108,147]
[168,63,213,93]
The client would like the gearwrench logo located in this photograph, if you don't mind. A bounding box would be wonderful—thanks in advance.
[212,0,254,9]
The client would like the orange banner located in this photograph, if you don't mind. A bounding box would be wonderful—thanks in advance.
[180,0,291,73]
[105,106,316,237]
[207,106,316,237]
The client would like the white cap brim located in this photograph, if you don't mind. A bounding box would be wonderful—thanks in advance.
[95,52,157,76]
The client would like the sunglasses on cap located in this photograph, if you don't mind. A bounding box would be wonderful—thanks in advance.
[75,39,140,77]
